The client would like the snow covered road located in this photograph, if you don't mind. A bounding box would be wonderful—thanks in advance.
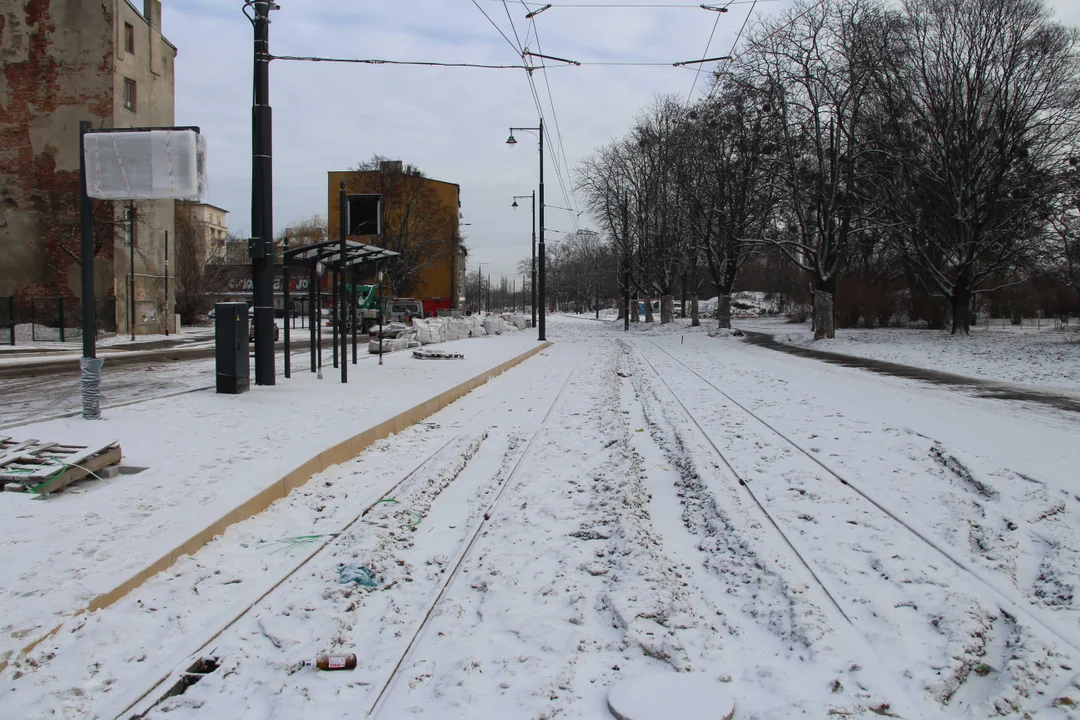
[4,317,1080,718]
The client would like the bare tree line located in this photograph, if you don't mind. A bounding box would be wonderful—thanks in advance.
[575,0,1080,337]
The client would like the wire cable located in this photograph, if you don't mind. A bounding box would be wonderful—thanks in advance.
[268,54,536,69]
[502,0,526,51]
[469,0,524,54]
[686,2,726,101]
[523,6,584,231]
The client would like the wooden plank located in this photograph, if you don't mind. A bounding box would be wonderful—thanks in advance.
[11,445,115,482]
[0,440,42,467]
[27,446,122,494]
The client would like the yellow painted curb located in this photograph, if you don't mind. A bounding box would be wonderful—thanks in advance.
[0,341,551,674]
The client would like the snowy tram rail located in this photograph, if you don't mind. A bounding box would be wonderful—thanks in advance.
[89,349,586,720]
[627,337,1080,717]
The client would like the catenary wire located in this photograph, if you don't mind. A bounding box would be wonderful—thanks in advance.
[469,0,525,54]
[686,2,726,101]
[267,54,537,69]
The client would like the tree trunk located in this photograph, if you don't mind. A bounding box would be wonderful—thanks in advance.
[717,294,732,329]
[951,287,972,335]
[814,290,835,340]
[690,293,700,327]
[617,304,625,320]
[680,272,687,319]
[644,298,654,323]
[631,297,639,322]
[660,295,674,324]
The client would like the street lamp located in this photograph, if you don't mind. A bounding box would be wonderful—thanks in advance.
[507,119,546,341]
[512,192,536,328]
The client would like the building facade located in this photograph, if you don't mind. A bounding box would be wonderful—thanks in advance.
[328,162,464,313]
[0,0,178,335]
[177,202,229,262]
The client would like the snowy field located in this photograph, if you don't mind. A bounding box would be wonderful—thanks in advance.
[744,318,1080,392]
[3,315,1080,718]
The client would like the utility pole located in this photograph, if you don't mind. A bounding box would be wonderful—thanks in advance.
[531,190,536,327]
[538,117,545,340]
[249,1,277,385]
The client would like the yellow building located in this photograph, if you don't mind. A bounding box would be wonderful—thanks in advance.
[328,161,464,312]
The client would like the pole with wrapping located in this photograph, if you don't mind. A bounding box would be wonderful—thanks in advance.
[79,121,103,420]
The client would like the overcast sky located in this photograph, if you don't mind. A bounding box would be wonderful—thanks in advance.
[163,0,1080,283]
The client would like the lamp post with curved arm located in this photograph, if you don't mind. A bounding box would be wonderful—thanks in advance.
[507,118,545,341]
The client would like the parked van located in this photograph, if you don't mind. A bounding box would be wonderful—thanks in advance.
[386,299,423,323]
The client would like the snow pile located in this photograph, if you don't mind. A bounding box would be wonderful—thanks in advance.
[482,316,508,336]
[768,324,1080,390]
[698,292,780,319]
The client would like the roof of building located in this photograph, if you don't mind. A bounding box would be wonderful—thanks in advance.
[178,201,230,214]
[329,169,460,191]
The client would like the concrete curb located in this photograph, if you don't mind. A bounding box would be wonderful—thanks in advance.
[1,341,551,674]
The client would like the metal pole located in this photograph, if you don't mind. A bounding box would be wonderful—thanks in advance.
[7,295,14,346]
[309,259,317,373]
[79,120,101,419]
[623,202,630,332]
[129,201,136,341]
[339,182,347,383]
[351,268,358,364]
[251,0,276,385]
[332,269,339,369]
[31,299,36,341]
[164,230,169,336]
[538,118,546,342]
[59,297,65,342]
[378,264,384,366]
[317,270,323,378]
[283,236,290,378]
[487,274,491,313]
[531,190,536,328]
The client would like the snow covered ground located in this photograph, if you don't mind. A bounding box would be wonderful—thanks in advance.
[0,333,538,676]
[746,318,1080,391]
[3,315,1080,718]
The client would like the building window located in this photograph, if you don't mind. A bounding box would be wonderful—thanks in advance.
[124,23,135,53]
[123,78,136,111]
[347,195,381,236]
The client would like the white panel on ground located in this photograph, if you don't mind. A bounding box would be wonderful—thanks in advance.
[607,672,735,720]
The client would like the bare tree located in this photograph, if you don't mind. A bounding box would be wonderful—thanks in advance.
[682,74,782,328]
[743,0,879,338]
[174,203,228,322]
[867,0,1080,333]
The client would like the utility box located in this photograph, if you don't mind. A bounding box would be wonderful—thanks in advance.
[215,302,250,394]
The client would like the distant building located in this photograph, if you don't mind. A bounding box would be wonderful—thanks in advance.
[328,161,465,313]
[0,0,178,335]
[177,202,230,262]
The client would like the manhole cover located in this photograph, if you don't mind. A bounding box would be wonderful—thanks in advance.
[608,672,734,720]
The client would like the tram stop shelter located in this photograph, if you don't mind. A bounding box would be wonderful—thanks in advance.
[282,239,399,382]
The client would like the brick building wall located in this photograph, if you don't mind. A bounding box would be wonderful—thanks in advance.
[0,0,177,335]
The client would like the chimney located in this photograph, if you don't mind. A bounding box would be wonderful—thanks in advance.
[144,0,162,30]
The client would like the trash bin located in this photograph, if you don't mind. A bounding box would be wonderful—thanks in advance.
[215,302,249,394]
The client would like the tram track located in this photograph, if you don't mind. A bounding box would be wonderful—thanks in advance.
[630,337,1080,715]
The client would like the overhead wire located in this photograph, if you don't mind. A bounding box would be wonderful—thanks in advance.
[521,1,584,231]
[469,0,524,54]
[501,0,526,51]
[686,2,727,102]
[268,54,538,69]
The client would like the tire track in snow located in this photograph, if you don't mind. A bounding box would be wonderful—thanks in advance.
[636,338,1080,717]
